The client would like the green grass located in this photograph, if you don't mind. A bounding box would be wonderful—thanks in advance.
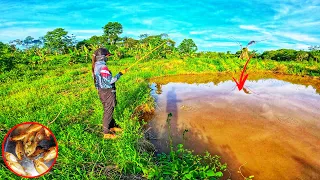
[0,55,319,179]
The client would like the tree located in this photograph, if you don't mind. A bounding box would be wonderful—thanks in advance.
[10,37,43,49]
[31,39,43,48]
[160,33,168,39]
[103,22,123,45]
[0,42,16,72]
[23,36,34,48]
[296,50,309,61]
[89,35,103,45]
[308,45,320,62]
[259,49,310,61]
[178,39,198,54]
[123,37,139,49]
[135,34,175,59]
[44,28,73,53]
[308,45,320,51]
[9,39,23,48]
[139,34,149,40]
[68,34,77,47]
[76,40,89,49]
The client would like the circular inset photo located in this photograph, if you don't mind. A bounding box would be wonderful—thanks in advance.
[2,122,58,178]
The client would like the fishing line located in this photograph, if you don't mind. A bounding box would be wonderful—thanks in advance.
[243,85,260,95]
[125,40,168,71]
[228,35,269,48]
[223,85,237,95]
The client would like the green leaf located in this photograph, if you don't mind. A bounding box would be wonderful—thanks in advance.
[215,171,223,177]
[206,170,215,177]
[163,171,172,175]
[185,172,193,179]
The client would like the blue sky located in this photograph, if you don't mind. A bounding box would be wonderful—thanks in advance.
[0,0,319,52]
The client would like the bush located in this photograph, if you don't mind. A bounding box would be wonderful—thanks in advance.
[155,144,226,180]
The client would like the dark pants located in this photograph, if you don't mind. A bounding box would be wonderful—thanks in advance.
[98,88,118,134]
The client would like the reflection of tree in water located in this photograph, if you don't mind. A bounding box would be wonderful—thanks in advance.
[166,87,182,136]
[156,83,162,94]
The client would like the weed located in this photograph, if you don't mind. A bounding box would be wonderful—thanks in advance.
[0,54,317,179]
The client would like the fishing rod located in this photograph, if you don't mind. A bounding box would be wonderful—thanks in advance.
[122,40,169,72]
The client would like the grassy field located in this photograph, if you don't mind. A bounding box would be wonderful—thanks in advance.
[0,55,319,179]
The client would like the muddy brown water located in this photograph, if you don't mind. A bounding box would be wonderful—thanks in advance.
[148,73,320,180]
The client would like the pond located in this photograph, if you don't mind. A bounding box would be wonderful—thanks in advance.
[148,73,320,180]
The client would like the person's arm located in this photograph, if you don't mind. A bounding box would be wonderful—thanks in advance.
[110,72,122,84]
[100,66,122,85]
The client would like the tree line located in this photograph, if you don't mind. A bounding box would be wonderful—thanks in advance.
[1,22,319,73]
[7,22,197,58]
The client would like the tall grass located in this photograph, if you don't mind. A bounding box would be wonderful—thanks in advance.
[0,56,319,179]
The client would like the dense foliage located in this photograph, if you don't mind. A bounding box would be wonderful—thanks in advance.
[0,22,319,179]
[2,22,319,71]
[260,48,320,62]
[43,28,76,54]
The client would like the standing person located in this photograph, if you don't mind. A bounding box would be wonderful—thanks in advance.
[92,48,126,139]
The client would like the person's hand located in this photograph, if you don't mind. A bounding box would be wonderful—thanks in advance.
[120,68,128,75]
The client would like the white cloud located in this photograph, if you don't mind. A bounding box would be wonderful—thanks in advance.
[295,44,310,50]
[202,42,239,47]
[289,20,320,27]
[263,41,310,50]
[0,28,53,42]
[142,19,153,25]
[76,35,94,40]
[169,20,193,27]
[264,25,277,29]
[291,5,318,15]
[239,25,262,31]
[204,33,276,47]
[239,25,272,37]
[0,28,103,42]
[168,32,185,39]
[0,21,40,27]
[111,3,150,18]
[189,30,213,35]
[193,38,239,48]
[238,25,318,45]
[274,32,319,43]
[130,17,159,26]
[274,5,290,20]
[229,16,244,23]
[300,21,320,27]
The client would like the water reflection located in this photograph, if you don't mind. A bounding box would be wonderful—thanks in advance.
[166,87,181,137]
[156,83,162,94]
[149,74,320,180]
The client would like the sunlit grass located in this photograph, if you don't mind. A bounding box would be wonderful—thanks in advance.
[0,56,319,179]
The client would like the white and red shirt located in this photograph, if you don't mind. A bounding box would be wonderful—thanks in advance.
[94,60,121,89]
